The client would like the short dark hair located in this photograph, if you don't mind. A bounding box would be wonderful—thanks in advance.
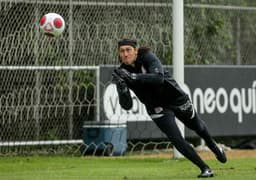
[118,38,137,48]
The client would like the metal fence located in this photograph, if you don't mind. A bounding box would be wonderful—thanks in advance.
[0,0,256,155]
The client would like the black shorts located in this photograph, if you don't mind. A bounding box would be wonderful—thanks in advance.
[171,100,196,121]
[146,100,195,121]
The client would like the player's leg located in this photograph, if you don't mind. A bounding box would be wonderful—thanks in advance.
[186,113,227,163]
[151,110,213,178]
[173,100,227,164]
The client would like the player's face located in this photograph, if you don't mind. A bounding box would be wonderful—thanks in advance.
[119,45,138,66]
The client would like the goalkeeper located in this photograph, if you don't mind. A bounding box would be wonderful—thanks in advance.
[112,38,227,178]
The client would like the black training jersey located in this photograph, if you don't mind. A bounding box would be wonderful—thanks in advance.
[119,51,189,111]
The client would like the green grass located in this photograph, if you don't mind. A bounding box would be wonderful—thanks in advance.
[0,156,255,180]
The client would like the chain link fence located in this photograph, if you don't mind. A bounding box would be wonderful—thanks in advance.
[0,0,256,155]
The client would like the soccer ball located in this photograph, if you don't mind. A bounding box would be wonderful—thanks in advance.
[39,13,65,37]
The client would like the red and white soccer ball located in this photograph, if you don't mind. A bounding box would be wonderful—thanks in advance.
[39,13,65,37]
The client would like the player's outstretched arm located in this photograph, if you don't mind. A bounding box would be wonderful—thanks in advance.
[112,71,133,110]
[117,52,165,85]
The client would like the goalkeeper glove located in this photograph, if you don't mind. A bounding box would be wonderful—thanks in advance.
[112,71,129,93]
[114,68,137,84]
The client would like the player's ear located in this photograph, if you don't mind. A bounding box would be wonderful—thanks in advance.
[135,48,138,55]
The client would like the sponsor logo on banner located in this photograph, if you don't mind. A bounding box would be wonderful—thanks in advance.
[103,81,256,124]
[190,80,256,123]
[103,84,151,123]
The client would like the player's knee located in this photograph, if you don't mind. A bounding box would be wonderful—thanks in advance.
[184,114,206,132]
[192,116,207,134]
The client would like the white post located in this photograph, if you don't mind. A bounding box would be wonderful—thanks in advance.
[172,0,185,158]
[68,0,74,139]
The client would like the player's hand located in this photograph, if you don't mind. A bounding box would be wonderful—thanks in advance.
[112,71,128,93]
[112,71,123,84]
[114,68,137,84]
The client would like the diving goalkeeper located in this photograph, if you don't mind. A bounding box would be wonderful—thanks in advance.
[112,38,227,178]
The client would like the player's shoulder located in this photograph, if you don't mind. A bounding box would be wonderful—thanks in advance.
[138,48,153,57]
[140,51,161,66]
[138,50,155,60]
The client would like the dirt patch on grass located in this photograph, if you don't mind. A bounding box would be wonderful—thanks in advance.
[199,149,256,160]
[127,149,256,160]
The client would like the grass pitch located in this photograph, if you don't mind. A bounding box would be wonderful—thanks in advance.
[0,155,255,180]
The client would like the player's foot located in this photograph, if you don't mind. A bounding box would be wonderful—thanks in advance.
[214,145,227,163]
[198,168,214,178]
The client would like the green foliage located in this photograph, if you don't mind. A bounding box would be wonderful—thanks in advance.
[163,0,256,65]
[184,7,233,64]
